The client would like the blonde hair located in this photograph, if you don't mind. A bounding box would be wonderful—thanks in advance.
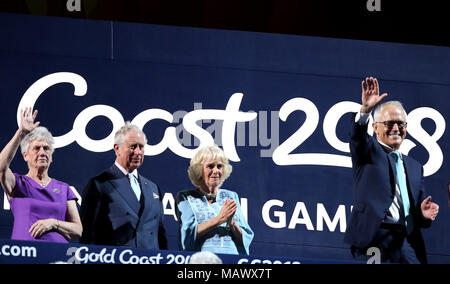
[187,145,232,188]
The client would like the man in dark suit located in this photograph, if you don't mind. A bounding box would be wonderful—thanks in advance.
[80,122,168,250]
[344,77,439,263]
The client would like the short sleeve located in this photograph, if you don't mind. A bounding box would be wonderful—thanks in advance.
[66,185,78,201]
[12,173,29,198]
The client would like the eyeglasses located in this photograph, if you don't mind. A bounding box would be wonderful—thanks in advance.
[375,120,407,129]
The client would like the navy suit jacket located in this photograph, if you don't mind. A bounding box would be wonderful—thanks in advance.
[344,114,431,263]
[80,165,168,250]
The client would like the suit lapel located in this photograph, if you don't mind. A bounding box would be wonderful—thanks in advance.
[385,148,398,196]
[138,175,161,219]
[402,156,419,207]
[138,175,153,215]
[108,165,141,216]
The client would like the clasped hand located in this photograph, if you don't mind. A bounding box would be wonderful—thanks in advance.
[217,199,237,225]
[29,219,57,239]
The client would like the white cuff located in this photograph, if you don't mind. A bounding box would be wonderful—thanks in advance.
[355,111,370,125]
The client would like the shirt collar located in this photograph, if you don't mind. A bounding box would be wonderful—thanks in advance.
[114,161,138,178]
[377,140,403,158]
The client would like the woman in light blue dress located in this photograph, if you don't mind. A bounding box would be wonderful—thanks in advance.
[175,145,253,255]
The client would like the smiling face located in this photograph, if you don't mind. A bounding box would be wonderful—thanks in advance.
[373,104,407,150]
[23,139,53,171]
[201,158,224,192]
[114,130,146,172]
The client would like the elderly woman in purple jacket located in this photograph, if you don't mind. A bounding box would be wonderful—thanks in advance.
[0,107,82,243]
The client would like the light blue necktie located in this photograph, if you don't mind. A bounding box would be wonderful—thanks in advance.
[128,173,141,201]
[390,151,410,224]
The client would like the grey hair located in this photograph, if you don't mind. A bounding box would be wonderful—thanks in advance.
[188,145,232,188]
[20,126,55,154]
[189,251,223,264]
[373,100,407,121]
[114,121,147,146]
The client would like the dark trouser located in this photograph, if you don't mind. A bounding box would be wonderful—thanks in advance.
[351,223,420,264]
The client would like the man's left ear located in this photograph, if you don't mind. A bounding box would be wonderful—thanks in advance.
[113,144,120,155]
[372,122,378,132]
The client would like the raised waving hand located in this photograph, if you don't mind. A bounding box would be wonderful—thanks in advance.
[20,107,40,134]
[0,107,40,198]
[360,77,388,114]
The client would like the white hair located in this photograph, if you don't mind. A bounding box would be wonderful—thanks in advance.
[114,121,147,146]
[189,251,223,264]
[373,100,407,121]
[20,126,55,154]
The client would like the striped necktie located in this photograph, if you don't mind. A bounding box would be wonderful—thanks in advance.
[390,151,410,225]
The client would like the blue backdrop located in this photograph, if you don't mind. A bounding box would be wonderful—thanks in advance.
[0,13,448,263]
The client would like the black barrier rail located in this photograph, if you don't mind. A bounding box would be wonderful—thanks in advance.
[0,238,358,264]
